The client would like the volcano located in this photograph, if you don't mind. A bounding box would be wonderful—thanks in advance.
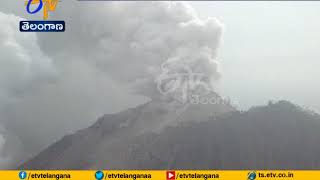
[19,95,320,169]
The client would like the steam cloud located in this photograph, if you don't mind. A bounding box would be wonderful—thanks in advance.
[0,12,56,168]
[0,1,223,168]
[37,1,223,98]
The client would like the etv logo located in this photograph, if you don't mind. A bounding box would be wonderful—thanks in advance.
[25,0,59,20]
[21,0,64,32]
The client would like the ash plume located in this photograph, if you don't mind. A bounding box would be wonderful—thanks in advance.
[0,1,223,168]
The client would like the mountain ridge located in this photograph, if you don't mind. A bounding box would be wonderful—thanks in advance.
[19,99,320,169]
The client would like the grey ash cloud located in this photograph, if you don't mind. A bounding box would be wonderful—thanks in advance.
[0,1,223,168]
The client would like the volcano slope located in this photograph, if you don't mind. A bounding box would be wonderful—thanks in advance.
[20,100,320,169]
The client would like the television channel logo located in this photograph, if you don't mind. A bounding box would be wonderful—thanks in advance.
[25,0,59,20]
[21,0,65,32]
[19,171,27,179]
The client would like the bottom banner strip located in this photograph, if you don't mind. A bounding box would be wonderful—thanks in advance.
[1,170,320,180]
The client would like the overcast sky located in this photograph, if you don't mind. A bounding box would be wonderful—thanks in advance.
[2,1,320,111]
[190,2,320,111]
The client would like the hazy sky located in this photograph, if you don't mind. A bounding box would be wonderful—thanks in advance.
[1,1,320,111]
[190,2,320,111]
